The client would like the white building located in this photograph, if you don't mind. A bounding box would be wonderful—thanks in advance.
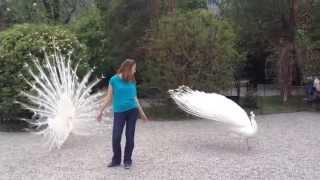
[207,0,221,15]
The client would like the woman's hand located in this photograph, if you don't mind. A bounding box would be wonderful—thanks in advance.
[135,97,150,122]
[97,86,113,122]
[97,112,103,122]
[141,114,150,122]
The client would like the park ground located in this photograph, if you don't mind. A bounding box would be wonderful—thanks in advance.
[1,112,320,180]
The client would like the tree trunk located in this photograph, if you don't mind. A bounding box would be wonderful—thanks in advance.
[52,0,60,22]
[148,0,161,17]
[279,43,294,103]
[0,16,8,31]
[167,0,176,15]
[42,0,60,23]
[278,0,298,103]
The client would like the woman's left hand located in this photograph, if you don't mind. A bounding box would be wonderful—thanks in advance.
[141,114,150,122]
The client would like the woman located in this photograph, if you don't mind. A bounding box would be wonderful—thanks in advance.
[97,59,149,169]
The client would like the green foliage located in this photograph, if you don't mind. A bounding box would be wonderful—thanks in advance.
[310,1,320,42]
[93,0,154,88]
[296,29,320,78]
[71,7,109,77]
[296,2,320,78]
[306,1,320,77]
[257,96,315,114]
[222,0,318,103]
[241,87,258,108]
[98,0,151,63]
[0,23,85,121]
[3,0,48,24]
[177,0,207,11]
[144,10,239,96]
[221,0,295,52]
[2,0,94,25]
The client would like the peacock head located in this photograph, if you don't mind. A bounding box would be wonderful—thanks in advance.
[249,111,258,129]
[250,111,255,119]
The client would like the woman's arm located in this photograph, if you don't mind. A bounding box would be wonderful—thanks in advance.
[97,85,113,122]
[135,97,149,122]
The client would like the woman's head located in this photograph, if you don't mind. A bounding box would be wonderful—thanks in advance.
[117,59,136,82]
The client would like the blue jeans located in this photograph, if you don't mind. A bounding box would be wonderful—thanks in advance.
[305,83,316,101]
[112,108,138,164]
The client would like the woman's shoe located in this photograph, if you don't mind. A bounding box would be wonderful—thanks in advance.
[124,163,132,169]
[107,162,120,168]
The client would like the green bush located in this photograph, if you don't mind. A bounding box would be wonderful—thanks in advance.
[96,0,151,69]
[143,10,240,97]
[0,23,86,121]
[177,0,207,11]
[241,88,258,109]
[70,7,111,78]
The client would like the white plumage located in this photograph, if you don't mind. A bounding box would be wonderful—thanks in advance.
[18,50,108,150]
[168,86,258,148]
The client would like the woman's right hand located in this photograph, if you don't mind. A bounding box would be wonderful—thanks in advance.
[97,85,112,122]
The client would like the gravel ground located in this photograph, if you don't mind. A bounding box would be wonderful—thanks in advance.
[1,112,320,180]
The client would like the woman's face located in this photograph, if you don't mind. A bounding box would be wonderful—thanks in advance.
[132,64,136,74]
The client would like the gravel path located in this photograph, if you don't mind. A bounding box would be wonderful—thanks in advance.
[1,112,320,180]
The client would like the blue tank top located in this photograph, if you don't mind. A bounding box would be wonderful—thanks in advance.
[108,74,138,112]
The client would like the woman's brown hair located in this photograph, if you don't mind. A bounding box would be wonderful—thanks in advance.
[117,59,136,82]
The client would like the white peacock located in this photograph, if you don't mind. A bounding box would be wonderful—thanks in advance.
[168,85,258,150]
[18,49,111,150]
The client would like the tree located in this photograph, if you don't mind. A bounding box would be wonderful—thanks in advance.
[71,7,109,81]
[143,10,239,96]
[299,0,320,78]
[96,0,152,69]
[0,0,9,31]
[3,0,94,25]
[222,0,315,102]
[177,0,207,11]
[0,24,86,121]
